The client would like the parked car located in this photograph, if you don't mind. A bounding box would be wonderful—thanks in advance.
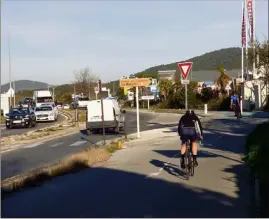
[34,105,58,122]
[63,104,70,109]
[5,106,37,129]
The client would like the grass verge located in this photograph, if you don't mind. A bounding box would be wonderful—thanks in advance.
[61,109,86,123]
[1,115,5,123]
[1,139,126,200]
[243,121,269,217]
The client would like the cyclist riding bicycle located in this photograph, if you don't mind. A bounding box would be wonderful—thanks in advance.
[177,110,203,169]
[230,92,241,118]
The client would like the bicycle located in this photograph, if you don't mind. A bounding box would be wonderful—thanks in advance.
[232,104,241,120]
[184,139,195,180]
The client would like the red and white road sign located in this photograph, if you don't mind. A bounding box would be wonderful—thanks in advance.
[177,62,193,79]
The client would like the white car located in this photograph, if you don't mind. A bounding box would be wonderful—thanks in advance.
[34,105,57,122]
[63,104,70,109]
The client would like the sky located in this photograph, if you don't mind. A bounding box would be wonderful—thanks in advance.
[1,0,268,85]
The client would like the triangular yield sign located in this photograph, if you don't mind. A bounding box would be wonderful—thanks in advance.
[177,62,193,79]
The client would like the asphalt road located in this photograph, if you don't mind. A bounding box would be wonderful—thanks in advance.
[1,114,66,137]
[1,111,180,180]
[2,116,266,217]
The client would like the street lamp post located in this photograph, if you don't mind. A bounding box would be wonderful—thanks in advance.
[8,25,12,107]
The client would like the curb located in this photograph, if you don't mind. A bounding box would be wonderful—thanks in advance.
[124,108,215,118]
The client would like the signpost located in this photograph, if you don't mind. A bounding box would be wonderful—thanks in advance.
[94,87,99,100]
[141,95,154,109]
[177,62,193,110]
[120,77,153,138]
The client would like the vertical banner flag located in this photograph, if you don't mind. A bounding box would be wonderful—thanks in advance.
[242,0,246,47]
[247,0,253,43]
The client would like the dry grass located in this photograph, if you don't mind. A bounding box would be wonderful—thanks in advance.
[1,115,5,123]
[1,141,123,200]
[62,109,86,123]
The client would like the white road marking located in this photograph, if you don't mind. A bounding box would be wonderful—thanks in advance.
[145,153,179,179]
[50,142,64,147]
[69,140,87,147]
[23,142,44,148]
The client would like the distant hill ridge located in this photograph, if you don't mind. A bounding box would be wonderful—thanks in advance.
[1,80,49,93]
[136,47,241,75]
[1,47,242,92]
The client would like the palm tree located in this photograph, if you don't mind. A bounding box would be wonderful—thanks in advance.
[216,65,231,94]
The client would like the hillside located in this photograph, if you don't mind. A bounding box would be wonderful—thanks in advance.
[1,80,49,93]
[105,47,242,91]
[137,47,241,75]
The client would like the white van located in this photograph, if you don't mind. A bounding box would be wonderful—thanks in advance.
[86,99,126,133]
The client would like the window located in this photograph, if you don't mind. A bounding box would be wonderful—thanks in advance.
[10,108,28,114]
[37,97,53,103]
[78,97,89,101]
[35,107,53,111]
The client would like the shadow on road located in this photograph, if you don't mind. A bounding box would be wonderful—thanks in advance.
[149,159,186,180]
[2,166,246,218]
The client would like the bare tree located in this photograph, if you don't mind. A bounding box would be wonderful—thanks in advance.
[73,67,99,98]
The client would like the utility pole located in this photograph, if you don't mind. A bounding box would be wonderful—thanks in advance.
[13,80,16,106]
[8,25,12,107]
[99,80,106,145]
[53,87,55,101]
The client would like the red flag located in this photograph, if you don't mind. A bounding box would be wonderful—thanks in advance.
[247,0,253,43]
[241,3,246,47]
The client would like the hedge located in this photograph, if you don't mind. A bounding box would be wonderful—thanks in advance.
[244,121,269,217]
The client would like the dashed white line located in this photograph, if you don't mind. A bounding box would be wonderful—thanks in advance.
[69,140,87,147]
[23,142,45,148]
[50,142,64,147]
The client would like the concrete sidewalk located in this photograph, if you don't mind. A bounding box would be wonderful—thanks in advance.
[2,117,262,217]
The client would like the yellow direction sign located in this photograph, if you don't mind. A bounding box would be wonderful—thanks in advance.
[120,78,152,87]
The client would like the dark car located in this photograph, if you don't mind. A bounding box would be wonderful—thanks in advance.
[20,97,35,108]
[5,107,37,129]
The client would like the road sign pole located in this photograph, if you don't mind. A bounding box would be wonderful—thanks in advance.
[147,99,150,110]
[98,80,105,145]
[177,62,193,111]
[136,86,140,138]
[185,84,188,110]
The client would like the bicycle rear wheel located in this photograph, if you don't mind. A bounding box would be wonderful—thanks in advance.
[185,140,191,180]
[190,155,194,176]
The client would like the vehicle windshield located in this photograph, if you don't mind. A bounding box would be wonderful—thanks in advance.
[37,97,53,103]
[78,97,89,101]
[35,106,52,111]
[9,108,28,114]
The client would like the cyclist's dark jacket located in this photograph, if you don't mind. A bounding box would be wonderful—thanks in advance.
[177,114,203,136]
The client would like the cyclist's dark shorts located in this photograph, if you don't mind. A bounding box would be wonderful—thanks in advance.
[180,127,197,144]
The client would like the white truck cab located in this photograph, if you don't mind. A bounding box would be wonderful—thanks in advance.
[33,90,53,108]
[86,99,126,134]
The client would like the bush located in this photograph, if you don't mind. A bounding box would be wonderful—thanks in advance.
[201,87,214,102]
[264,95,269,112]
[244,122,269,217]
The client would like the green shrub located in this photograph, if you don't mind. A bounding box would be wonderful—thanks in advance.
[244,122,269,176]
